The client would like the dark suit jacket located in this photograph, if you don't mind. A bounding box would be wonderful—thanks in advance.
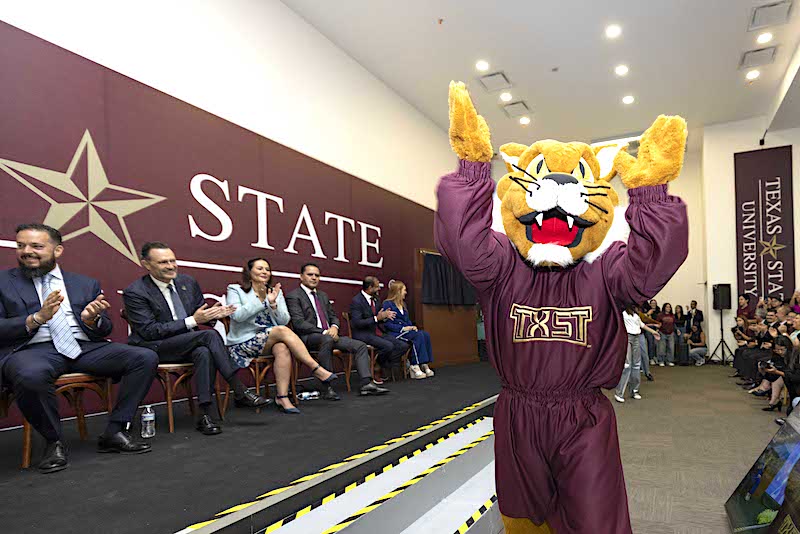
[689,308,704,328]
[123,273,206,350]
[349,292,385,338]
[0,267,112,369]
[285,286,339,343]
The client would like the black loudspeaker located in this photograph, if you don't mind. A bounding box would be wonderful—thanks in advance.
[713,284,732,310]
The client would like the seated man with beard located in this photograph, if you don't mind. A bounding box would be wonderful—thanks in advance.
[0,224,159,473]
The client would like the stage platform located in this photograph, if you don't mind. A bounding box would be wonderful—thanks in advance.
[0,362,500,534]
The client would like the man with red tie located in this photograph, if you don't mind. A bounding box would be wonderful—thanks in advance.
[349,276,409,378]
[285,264,389,398]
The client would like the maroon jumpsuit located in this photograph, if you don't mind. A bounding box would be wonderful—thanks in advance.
[435,160,688,533]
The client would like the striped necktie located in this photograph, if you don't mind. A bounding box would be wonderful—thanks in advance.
[41,273,82,359]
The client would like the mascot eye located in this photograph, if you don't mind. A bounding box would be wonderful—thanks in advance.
[525,154,550,179]
[571,158,594,183]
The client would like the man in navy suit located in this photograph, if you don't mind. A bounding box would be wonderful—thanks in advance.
[123,242,270,436]
[0,224,158,473]
[349,276,408,374]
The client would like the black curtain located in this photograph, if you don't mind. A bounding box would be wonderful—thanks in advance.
[422,253,476,306]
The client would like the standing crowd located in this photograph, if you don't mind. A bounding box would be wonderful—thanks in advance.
[0,223,436,473]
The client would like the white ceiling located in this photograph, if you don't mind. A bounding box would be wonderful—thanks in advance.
[283,0,800,152]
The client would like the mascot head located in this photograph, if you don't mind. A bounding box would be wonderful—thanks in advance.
[496,140,619,267]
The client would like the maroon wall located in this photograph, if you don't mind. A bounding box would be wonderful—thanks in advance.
[0,21,437,427]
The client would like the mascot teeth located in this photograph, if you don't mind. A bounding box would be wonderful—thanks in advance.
[535,213,544,228]
[567,216,574,230]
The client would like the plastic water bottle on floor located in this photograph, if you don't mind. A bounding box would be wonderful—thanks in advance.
[141,405,156,438]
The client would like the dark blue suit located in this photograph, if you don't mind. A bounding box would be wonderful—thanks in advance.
[0,267,158,441]
[381,301,433,366]
[349,292,408,368]
[123,273,237,405]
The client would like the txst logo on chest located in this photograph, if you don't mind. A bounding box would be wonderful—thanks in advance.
[509,304,593,346]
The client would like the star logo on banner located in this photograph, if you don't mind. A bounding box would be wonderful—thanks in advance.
[0,130,165,264]
[759,235,786,259]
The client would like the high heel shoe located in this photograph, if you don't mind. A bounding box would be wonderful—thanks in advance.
[312,364,338,384]
[275,395,301,414]
[763,401,783,412]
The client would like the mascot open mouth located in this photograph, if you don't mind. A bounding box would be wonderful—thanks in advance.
[518,208,595,248]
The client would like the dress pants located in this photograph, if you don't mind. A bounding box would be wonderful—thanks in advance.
[154,330,237,405]
[305,334,372,384]
[3,341,158,442]
[397,330,433,365]
[352,332,408,367]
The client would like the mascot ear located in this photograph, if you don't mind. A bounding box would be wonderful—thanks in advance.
[593,143,620,182]
[499,143,528,173]
[497,176,514,201]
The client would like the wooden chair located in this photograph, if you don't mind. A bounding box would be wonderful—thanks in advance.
[218,317,297,414]
[120,309,224,432]
[341,312,409,382]
[1,373,112,469]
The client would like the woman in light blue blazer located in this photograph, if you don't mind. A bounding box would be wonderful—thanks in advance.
[382,280,434,380]
[226,257,336,414]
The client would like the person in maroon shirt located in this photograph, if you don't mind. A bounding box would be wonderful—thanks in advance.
[436,83,688,534]
[656,302,676,366]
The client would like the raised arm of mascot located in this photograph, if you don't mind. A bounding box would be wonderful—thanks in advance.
[435,81,688,303]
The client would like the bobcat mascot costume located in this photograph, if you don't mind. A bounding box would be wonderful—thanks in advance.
[435,82,688,533]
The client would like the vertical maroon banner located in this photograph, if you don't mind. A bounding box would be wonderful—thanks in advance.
[734,146,795,302]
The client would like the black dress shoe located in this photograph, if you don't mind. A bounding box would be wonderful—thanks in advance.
[763,401,783,412]
[322,385,341,401]
[97,431,152,454]
[38,440,68,474]
[196,415,223,435]
[645,373,654,382]
[234,390,272,408]
[360,382,389,396]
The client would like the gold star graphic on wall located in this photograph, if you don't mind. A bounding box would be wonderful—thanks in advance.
[759,235,786,259]
[0,130,165,264]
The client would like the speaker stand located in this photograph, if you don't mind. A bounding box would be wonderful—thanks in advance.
[709,308,735,365]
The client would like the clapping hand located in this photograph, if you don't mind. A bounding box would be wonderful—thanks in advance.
[377,309,396,321]
[267,283,282,306]
[36,289,64,322]
[192,302,236,325]
[80,293,110,326]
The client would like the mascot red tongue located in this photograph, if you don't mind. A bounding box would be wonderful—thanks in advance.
[529,217,576,246]
[435,81,688,534]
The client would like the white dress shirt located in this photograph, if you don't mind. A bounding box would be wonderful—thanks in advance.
[622,310,644,335]
[30,264,90,344]
[150,275,197,330]
[362,290,379,323]
[301,284,324,329]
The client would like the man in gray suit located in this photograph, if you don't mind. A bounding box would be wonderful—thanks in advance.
[285,263,388,399]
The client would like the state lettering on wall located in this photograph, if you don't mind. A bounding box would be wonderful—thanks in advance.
[734,146,795,302]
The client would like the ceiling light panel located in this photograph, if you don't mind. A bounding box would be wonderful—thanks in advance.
[503,101,530,118]
[740,47,777,68]
[749,1,793,30]
[478,72,512,92]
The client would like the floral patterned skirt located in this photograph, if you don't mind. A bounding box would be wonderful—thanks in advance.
[227,327,273,368]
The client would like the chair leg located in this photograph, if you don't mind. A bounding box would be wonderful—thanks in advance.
[105,378,113,413]
[73,390,89,441]
[22,419,32,469]
[254,361,263,398]
[290,361,298,404]
[214,376,225,421]
[345,355,352,392]
[163,373,175,433]
[184,378,196,417]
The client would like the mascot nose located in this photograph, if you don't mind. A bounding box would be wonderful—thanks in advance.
[542,172,578,185]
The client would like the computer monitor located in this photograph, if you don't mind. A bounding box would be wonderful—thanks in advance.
[726,417,800,532]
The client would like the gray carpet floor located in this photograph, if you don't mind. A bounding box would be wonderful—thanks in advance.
[611,363,777,533]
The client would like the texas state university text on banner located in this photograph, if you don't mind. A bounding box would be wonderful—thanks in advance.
[734,146,794,302]
[0,21,435,425]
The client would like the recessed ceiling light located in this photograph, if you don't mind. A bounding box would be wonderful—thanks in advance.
[519,116,531,125]
[475,60,490,71]
[746,69,761,80]
[615,64,629,76]
[500,92,513,102]
[605,24,622,39]
[757,32,773,44]
[622,95,635,105]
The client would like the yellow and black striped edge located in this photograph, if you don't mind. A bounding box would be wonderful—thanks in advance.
[453,494,498,534]
[321,429,495,534]
[176,400,485,533]
[262,417,487,533]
